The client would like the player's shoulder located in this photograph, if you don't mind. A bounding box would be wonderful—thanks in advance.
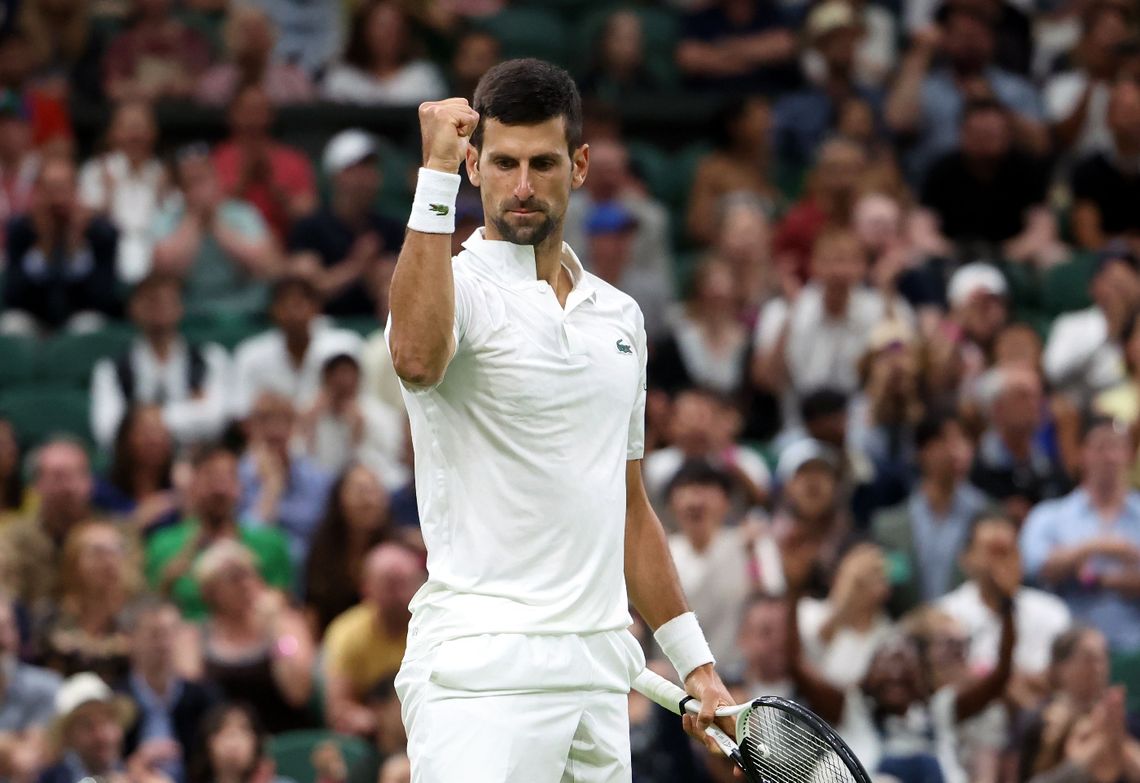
[583,271,645,327]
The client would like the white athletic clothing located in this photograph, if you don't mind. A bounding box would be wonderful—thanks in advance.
[397,633,641,783]
[392,229,647,659]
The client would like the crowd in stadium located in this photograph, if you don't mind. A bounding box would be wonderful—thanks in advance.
[0,0,1138,781]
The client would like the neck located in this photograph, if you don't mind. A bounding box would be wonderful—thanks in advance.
[137,663,175,695]
[822,286,850,317]
[146,330,176,360]
[1087,480,1126,511]
[1000,428,1033,460]
[923,476,957,514]
[284,330,310,362]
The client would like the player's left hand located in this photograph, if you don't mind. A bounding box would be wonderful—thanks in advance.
[682,664,737,754]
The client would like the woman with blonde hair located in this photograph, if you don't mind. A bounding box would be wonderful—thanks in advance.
[36,520,139,682]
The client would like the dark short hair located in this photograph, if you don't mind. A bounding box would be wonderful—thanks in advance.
[800,388,849,424]
[963,510,1016,551]
[321,352,360,379]
[471,58,583,152]
[914,408,958,451]
[131,271,184,300]
[270,274,321,305]
[666,458,733,500]
[188,441,238,470]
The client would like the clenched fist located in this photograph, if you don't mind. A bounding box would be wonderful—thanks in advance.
[419,98,480,174]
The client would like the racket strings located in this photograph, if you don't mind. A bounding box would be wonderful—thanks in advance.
[742,706,860,783]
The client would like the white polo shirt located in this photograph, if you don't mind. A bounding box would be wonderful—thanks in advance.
[394,229,647,651]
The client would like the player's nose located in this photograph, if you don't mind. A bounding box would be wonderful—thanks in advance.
[513,167,535,200]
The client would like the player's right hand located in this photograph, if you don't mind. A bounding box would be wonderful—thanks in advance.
[419,98,480,174]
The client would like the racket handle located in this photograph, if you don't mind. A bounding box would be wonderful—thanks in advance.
[632,669,742,762]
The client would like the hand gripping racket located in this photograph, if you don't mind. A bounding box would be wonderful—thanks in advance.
[632,669,873,783]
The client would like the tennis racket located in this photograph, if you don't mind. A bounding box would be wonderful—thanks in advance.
[632,668,872,783]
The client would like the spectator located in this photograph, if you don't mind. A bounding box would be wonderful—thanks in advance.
[873,410,991,614]
[1021,415,1140,654]
[771,136,869,275]
[17,0,99,99]
[1044,243,1140,404]
[920,99,1054,260]
[675,0,799,96]
[0,30,72,148]
[648,258,751,397]
[35,521,136,683]
[0,155,120,335]
[297,354,407,488]
[78,100,164,285]
[946,262,1010,367]
[195,6,313,107]
[95,406,180,534]
[0,593,60,783]
[0,439,97,613]
[321,0,445,106]
[253,0,342,79]
[303,464,397,637]
[939,512,1071,708]
[102,0,212,103]
[735,593,792,697]
[323,543,424,736]
[229,275,362,420]
[1045,2,1132,158]
[287,129,403,317]
[1024,685,1140,783]
[238,391,334,564]
[360,678,409,780]
[686,97,779,247]
[581,10,665,102]
[666,459,753,671]
[971,367,1070,523]
[36,672,147,783]
[448,28,499,103]
[144,444,292,621]
[119,598,217,783]
[885,5,1047,184]
[774,1,884,173]
[0,91,41,255]
[709,194,784,324]
[1095,309,1140,428]
[641,388,770,512]
[211,84,316,240]
[186,702,281,783]
[562,138,675,339]
[0,417,25,519]
[803,0,897,90]
[754,229,912,429]
[185,540,314,734]
[796,543,894,689]
[151,143,280,319]
[1071,80,1140,252]
[90,273,230,452]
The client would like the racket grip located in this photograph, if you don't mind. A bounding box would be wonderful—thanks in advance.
[632,668,698,716]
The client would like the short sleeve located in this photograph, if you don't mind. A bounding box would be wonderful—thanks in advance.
[1019,503,1057,581]
[627,314,647,460]
[754,298,789,352]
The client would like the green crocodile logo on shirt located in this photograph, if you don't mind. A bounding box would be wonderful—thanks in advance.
[616,339,633,354]
[428,204,450,216]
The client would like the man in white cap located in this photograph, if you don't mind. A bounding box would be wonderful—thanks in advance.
[287,129,405,316]
[946,261,1009,360]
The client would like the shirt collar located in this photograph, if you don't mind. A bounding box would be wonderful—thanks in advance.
[460,227,596,302]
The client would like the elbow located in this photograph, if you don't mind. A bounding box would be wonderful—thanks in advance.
[391,346,446,388]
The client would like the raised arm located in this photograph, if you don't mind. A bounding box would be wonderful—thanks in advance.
[786,586,847,726]
[388,99,480,387]
[954,597,1015,722]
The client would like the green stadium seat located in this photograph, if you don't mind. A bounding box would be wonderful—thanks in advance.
[376,139,416,225]
[572,6,680,84]
[477,9,570,68]
[1042,253,1096,319]
[335,316,381,337]
[0,387,91,449]
[0,335,38,387]
[36,327,135,387]
[181,313,266,351]
[1111,650,1140,714]
[268,730,376,783]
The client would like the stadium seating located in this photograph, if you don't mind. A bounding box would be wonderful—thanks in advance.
[476,8,571,69]
[36,327,135,388]
[0,386,92,449]
[268,730,376,783]
[0,335,37,387]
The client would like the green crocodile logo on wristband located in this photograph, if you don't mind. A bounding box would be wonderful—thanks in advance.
[428,204,450,216]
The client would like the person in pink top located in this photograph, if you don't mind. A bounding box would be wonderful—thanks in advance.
[211,84,316,240]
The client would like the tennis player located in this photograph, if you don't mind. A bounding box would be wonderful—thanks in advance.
[387,58,734,782]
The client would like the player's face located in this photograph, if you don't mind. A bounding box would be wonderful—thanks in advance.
[468,117,588,248]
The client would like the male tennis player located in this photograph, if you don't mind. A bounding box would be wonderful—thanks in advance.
[387,58,734,782]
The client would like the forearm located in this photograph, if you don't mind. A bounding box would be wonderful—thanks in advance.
[625,483,689,630]
[884,51,932,134]
[388,221,456,386]
[1101,569,1140,598]
[152,216,204,274]
[956,606,1015,721]
[1039,544,1089,585]
[213,222,280,278]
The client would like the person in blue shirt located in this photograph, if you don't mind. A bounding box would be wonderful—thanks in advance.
[1021,415,1140,654]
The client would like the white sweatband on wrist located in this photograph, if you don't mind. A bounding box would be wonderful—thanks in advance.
[654,611,715,681]
[407,167,462,234]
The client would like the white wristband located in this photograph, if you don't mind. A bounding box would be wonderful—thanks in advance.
[654,611,715,681]
[408,167,462,234]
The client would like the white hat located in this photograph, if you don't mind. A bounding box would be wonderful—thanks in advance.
[52,672,134,739]
[323,129,379,176]
[807,0,860,41]
[776,438,840,485]
[948,262,1007,309]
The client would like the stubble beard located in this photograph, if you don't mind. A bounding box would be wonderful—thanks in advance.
[490,205,561,248]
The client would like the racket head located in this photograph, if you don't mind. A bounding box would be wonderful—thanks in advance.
[732,695,873,783]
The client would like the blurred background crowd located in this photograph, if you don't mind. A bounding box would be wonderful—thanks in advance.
[0,0,1139,781]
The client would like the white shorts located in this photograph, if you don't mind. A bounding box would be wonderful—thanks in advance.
[395,631,645,783]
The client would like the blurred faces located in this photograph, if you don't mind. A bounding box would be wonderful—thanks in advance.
[470,117,586,248]
[35,441,93,529]
[229,86,273,139]
[668,392,718,455]
[203,553,260,616]
[811,232,866,306]
[191,451,241,528]
[817,26,860,73]
[366,2,408,67]
[110,101,157,165]
[228,7,276,62]
[130,604,181,674]
[130,278,184,336]
[588,227,635,285]
[584,140,627,201]
[601,11,644,73]
[452,31,500,93]
[942,11,996,73]
[249,393,295,456]
[962,517,1022,589]
[813,139,866,203]
[1081,422,1131,495]
[361,544,425,620]
[993,323,1041,369]
[670,481,730,552]
[728,98,772,151]
[692,259,737,317]
[209,709,259,778]
[1084,7,1129,74]
[990,367,1042,440]
[270,283,320,337]
[1054,630,1110,707]
[340,465,389,533]
[961,107,1012,162]
[955,290,1008,348]
[74,523,127,591]
[853,193,902,255]
[919,420,972,484]
[323,357,362,403]
[66,703,124,774]
[786,461,839,523]
[35,157,78,223]
[737,598,788,682]
[126,406,173,469]
[862,637,924,714]
[334,156,381,207]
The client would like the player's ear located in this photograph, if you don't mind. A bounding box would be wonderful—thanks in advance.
[466,143,481,187]
[571,143,589,190]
